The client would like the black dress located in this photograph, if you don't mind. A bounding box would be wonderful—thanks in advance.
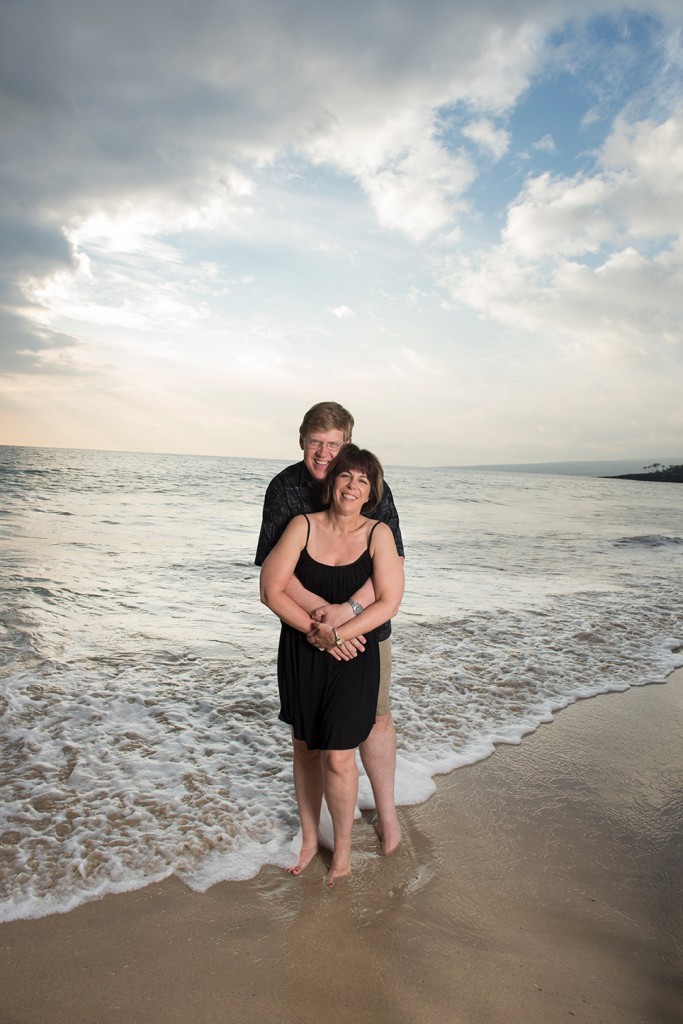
[277,517,380,750]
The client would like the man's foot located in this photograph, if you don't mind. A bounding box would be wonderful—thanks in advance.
[286,843,319,876]
[374,816,401,855]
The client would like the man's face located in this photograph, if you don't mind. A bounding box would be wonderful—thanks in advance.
[301,428,347,482]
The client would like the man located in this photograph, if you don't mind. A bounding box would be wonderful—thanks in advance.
[255,401,404,853]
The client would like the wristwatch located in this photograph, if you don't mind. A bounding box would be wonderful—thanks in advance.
[348,599,363,616]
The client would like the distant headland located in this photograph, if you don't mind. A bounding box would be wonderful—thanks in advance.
[603,462,683,483]
[448,457,683,478]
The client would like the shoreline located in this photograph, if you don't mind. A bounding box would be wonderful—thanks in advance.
[2,670,682,1023]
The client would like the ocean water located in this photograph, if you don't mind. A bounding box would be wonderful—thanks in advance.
[1,445,681,922]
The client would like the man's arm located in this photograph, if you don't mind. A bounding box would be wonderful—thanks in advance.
[260,518,358,662]
[310,524,404,651]
[310,561,404,628]
[255,476,289,567]
[284,575,328,614]
[373,481,404,556]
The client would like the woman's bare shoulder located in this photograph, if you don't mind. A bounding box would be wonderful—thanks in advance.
[280,514,309,539]
[367,519,393,543]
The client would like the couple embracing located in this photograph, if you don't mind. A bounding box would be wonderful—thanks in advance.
[256,402,405,886]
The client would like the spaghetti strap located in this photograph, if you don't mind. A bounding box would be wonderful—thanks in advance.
[302,514,311,548]
[368,520,380,548]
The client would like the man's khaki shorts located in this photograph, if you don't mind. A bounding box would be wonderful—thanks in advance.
[376,637,392,717]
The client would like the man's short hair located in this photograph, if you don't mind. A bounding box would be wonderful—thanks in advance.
[322,444,384,514]
[299,401,354,444]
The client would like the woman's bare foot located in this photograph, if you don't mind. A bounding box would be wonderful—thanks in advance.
[325,861,351,888]
[286,843,319,876]
[374,816,401,855]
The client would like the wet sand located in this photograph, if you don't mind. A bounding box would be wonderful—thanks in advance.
[2,669,682,1024]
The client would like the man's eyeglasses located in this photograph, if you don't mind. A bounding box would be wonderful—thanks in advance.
[304,439,344,453]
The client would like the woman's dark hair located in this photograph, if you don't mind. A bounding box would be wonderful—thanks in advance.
[322,444,384,514]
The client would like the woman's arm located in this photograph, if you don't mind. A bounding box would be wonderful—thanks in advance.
[259,516,316,633]
[311,524,404,650]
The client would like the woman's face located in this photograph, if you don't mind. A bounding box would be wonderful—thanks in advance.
[332,468,371,513]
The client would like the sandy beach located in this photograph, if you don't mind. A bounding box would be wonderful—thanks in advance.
[2,668,682,1024]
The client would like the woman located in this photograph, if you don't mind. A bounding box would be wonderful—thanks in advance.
[260,446,404,886]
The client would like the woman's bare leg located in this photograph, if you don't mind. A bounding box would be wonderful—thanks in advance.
[321,749,358,886]
[288,738,323,875]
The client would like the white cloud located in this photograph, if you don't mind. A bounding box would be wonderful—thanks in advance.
[462,118,511,159]
[330,305,356,318]
[446,107,683,363]
[600,110,683,236]
[504,173,615,259]
[532,133,556,153]
[503,109,683,261]
[363,137,476,240]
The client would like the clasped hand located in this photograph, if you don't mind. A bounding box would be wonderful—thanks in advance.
[306,606,366,661]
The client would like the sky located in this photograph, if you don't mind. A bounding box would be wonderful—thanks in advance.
[1,0,682,467]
